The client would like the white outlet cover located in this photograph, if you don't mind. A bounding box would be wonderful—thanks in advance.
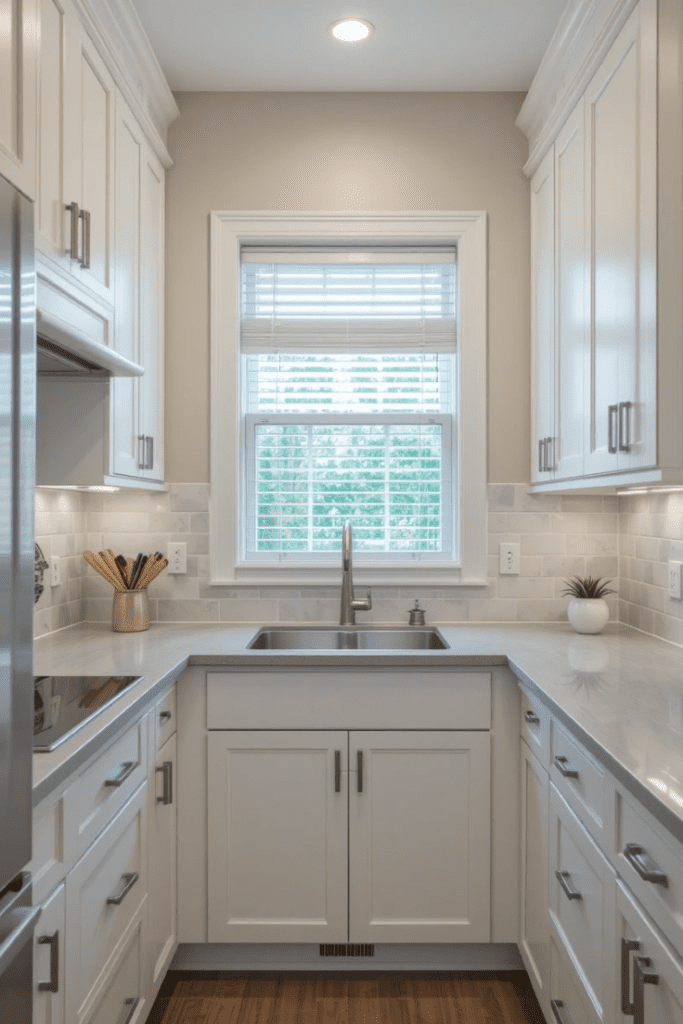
[499,542,520,575]
[167,541,187,574]
[669,561,682,599]
[49,555,61,587]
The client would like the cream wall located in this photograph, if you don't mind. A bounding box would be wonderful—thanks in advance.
[165,91,530,483]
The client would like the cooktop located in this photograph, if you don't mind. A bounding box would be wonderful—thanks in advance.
[33,676,142,752]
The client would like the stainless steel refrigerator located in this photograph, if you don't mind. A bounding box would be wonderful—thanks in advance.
[0,171,40,1019]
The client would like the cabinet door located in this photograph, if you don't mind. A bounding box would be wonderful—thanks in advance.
[67,19,115,303]
[349,730,490,943]
[0,0,37,199]
[111,96,143,479]
[554,100,586,481]
[36,0,71,267]
[616,880,683,1024]
[147,733,176,1001]
[530,147,556,482]
[33,882,65,1024]
[519,739,550,1019]
[207,731,348,943]
[584,0,657,475]
[138,142,165,482]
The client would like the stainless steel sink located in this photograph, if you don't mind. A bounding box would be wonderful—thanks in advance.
[247,626,449,650]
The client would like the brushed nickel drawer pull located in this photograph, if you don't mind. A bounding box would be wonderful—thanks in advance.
[159,710,172,723]
[123,996,142,1024]
[37,931,59,992]
[550,1000,568,1024]
[553,755,579,779]
[79,208,90,269]
[539,439,545,474]
[66,202,80,260]
[334,750,341,793]
[357,750,363,793]
[608,404,618,453]
[106,872,139,906]
[104,761,139,788]
[156,761,173,805]
[619,401,632,452]
[524,710,540,725]
[622,937,639,1015]
[555,869,582,901]
[633,956,658,1024]
[624,843,668,887]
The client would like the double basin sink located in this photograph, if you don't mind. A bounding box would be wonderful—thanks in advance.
[248,626,449,650]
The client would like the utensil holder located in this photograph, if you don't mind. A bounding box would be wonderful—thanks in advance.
[113,589,149,632]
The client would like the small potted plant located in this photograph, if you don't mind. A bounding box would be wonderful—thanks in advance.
[562,576,615,634]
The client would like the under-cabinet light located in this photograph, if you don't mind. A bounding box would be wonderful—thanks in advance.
[617,486,683,495]
[329,18,374,42]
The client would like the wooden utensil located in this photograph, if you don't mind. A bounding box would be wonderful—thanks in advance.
[136,554,167,590]
[130,554,147,590]
[83,551,126,591]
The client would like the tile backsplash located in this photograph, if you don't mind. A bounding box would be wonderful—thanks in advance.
[40,482,683,646]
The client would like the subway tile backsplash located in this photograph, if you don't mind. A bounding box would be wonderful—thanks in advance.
[34,482,682,646]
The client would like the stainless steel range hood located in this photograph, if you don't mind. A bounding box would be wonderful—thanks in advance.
[37,307,144,377]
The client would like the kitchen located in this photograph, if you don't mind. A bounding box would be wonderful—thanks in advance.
[3,0,683,1021]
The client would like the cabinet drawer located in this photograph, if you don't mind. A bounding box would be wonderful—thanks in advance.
[520,684,550,768]
[31,788,68,906]
[83,906,146,1024]
[549,784,615,1023]
[614,784,683,955]
[154,687,176,751]
[66,784,147,1024]
[65,717,147,859]
[549,933,601,1024]
[550,720,605,846]
[34,882,65,1024]
[207,670,491,730]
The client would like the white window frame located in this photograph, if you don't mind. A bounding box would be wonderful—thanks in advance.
[210,211,488,587]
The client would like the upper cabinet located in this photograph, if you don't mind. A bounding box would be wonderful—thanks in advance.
[521,0,681,492]
[0,0,38,199]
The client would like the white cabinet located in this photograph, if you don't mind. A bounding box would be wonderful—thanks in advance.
[519,739,550,1019]
[616,880,683,1024]
[36,0,115,305]
[349,730,490,943]
[147,732,177,999]
[206,727,490,946]
[0,0,37,198]
[33,882,65,1024]
[112,94,165,483]
[207,730,349,943]
[530,147,556,483]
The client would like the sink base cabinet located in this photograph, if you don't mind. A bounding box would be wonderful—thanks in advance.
[207,729,490,946]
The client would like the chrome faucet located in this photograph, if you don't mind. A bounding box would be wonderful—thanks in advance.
[340,521,372,626]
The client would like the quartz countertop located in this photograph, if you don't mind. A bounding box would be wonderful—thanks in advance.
[33,622,683,845]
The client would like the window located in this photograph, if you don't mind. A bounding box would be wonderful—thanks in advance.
[210,213,487,586]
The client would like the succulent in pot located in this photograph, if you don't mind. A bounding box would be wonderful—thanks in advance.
[562,576,615,634]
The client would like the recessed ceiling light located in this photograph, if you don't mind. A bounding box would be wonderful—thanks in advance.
[329,18,374,42]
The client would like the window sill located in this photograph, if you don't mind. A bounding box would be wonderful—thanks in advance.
[210,565,488,588]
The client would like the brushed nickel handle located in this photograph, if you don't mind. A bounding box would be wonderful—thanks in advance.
[138,435,146,469]
[619,401,632,452]
[123,996,142,1024]
[624,844,668,887]
[159,710,172,723]
[524,710,540,725]
[66,202,80,260]
[37,931,59,992]
[550,1000,569,1024]
[104,761,139,788]
[608,404,618,453]
[106,872,138,906]
[622,938,640,1015]
[555,869,582,901]
[633,956,658,1024]
[156,761,173,805]
[357,750,363,793]
[334,750,341,793]
[79,209,90,268]
[553,755,579,779]
[545,436,553,472]
[538,439,545,474]
[146,436,154,470]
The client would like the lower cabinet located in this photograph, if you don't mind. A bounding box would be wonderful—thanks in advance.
[616,880,683,1024]
[147,733,177,998]
[519,738,550,1018]
[207,729,491,945]
[83,905,147,1024]
[33,882,65,1024]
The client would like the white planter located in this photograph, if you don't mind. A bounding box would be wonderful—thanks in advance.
[567,597,610,634]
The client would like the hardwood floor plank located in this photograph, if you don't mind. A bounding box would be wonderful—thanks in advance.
[235,976,281,1024]
[404,977,445,1024]
[272,977,318,1024]
[316,975,348,1023]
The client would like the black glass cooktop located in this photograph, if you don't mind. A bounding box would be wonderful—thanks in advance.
[33,676,142,752]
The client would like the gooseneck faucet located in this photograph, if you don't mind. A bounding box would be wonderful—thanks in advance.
[340,521,372,626]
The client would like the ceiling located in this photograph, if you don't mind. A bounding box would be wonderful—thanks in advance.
[131,0,568,93]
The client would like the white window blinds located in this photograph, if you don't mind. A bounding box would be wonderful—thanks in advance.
[240,248,457,352]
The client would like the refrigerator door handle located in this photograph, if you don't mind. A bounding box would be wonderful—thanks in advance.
[0,906,41,979]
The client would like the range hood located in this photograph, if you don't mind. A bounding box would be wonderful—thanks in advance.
[37,308,144,377]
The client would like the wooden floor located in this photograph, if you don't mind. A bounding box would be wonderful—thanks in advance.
[149,971,546,1024]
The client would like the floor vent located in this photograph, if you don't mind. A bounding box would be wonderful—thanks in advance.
[319,944,375,957]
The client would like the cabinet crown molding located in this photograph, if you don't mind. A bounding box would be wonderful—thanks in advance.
[72,0,178,166]
[517,0,639,177]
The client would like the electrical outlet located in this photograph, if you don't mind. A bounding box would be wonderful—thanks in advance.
[499,542,520,575]
[669,561,682,599]
[49,555,61,587]
[167,542,187,574]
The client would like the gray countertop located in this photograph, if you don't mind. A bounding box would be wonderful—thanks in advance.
[33,622,683,845]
